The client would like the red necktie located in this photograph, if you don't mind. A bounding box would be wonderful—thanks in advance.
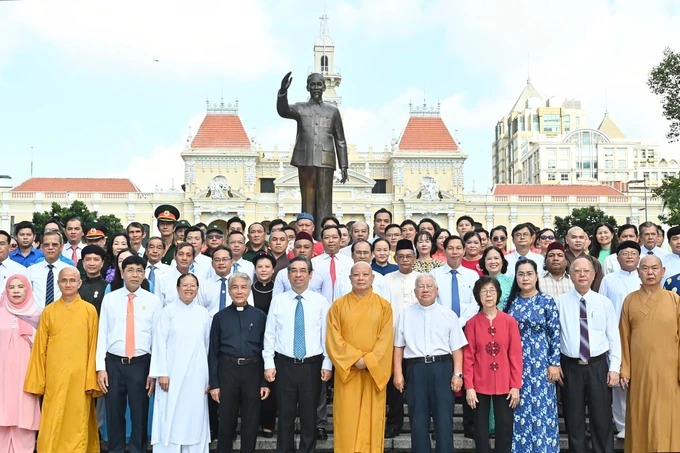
[125,294,136,359]
[330,254,336,288]
[71,245,78,264]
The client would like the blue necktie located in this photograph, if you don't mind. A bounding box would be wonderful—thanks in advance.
[219,277,227,311]
[45,264,55,305]
[450,269,460,317]
[233,262,240,274]
[189,263,195,273]
[148,265,156,293]
[293,295,306,360]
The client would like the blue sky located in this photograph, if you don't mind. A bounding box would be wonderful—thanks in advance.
[1,0,678,192]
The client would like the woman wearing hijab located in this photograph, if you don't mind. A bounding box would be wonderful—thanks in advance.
[0,274,42,452]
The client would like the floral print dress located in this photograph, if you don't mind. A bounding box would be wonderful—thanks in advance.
[507,292,561,453]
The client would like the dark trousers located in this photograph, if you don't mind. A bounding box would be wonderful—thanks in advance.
[298,166,334,235]
[386,375,404,431]
[104,353,151,453]
[316,381,328,428]
[217,358,262,453]
[404,360,454,453]
[275,354,322,453]
[209,395,219,436]
[260,380,277,431]
[472,394,514,453]
[561,354,614,453]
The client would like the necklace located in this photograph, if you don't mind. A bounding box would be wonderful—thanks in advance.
[252,281,273,294]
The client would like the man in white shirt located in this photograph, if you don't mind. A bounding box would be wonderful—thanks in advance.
[227,231,255,281]
[144,237,170,296]
[662,225,680,290]
[603,224,639,274]
[198,245,254,316]
[126,222,147,258]
[274,232,333,303]
[177,226,213,280]
[0,229,28,296]
[158,243,196,307]
[335,240,389,300]
[504,223,544,277]
[556,257,621,453]
[565,226,604,291]
[28,230,69,308]
[339,221,370,256]
[639,221,668,258]
[62,217,85,264]
[599,240,641,439]
[263,256,332,453]
[313,225,353,300]
[369,208,391,244]
[96,254,162,453]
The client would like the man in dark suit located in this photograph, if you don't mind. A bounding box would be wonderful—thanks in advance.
[277,71,349,234]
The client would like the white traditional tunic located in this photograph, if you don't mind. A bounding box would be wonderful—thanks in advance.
[150,300,211,453]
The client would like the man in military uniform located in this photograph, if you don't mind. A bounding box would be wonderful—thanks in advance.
[154,204,180,265]
[83,222,108,249]
[277,71,349,234]
[175,219,191,243]
[203,222,225,257]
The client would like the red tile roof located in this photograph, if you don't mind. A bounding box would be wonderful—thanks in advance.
[191,114,251,149]
[398,117,459,151]
[493,184,624,196]
[12,178,140,192]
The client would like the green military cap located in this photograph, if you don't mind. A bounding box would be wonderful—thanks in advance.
[175,220,191,229]
[206,222,224,235]
[154,204,180,222]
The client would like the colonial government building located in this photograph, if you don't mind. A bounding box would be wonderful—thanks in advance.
[0,17,674,234]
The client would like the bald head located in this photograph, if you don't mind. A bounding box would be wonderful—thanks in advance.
[349,261,374,296]
[351,261,372,274]
[638,254,665,288]
[350,221,370,242]
[566,226,587,253]
[57,266,82,300]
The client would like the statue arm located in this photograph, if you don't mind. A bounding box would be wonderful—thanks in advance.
[276,91,298,120]
[332,108,348,169]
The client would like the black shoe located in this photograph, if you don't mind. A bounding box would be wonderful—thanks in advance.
[262,429,274,438]
[463,429,476,439]
[316,428,328,440]
[385,427,400,438]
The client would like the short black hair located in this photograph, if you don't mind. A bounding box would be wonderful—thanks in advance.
[321,216,340,227]
[288,255,313,272]
[211,245,233,259]
[473,276,502,307]
[0,230,10,244]
[617,224,638,238]
[175,242,196,257]
[226,216,246,230]
[443,235,464,249]
[126,221,144,232]
[184,226,205,242]
[456,215,475,227]
[121,254,146,270]
[479,246,509,275]
[268,219,286,233]
[321,225,342,238]
[373,208,392,222]
[14,221,35,236]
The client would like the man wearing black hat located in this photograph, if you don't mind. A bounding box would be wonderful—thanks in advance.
[154,204,180,265]
[78,245,108,315]
[599,240,642,439]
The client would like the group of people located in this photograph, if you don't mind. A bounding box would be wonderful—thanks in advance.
[0,204,678,453]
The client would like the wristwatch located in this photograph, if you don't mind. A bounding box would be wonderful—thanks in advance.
[452,373,463,379]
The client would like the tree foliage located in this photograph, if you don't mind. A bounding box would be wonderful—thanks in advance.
[553,206,618,241]
[653,176,680,226]
[648,47,680,142]
[32,200,124,234]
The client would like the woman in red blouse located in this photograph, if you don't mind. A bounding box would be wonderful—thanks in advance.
[464,276,523,453]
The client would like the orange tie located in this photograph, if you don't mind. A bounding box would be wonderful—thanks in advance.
[330,254,336,288]
[125,293,136,359]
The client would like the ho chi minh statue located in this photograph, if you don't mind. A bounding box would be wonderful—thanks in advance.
[277,71,348,234]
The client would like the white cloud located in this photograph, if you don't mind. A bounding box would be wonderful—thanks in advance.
[11,0,288,79]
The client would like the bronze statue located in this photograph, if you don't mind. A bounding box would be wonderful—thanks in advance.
[277,71,348,234]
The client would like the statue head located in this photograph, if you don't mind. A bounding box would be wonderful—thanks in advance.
[306,73,326,102]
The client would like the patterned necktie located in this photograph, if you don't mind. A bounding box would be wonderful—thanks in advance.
[71,245,79,264]
[293,295,306,360]
[330,254,336,288]
[45,264,55,305]
[233,262,240,274]
[148,265,156,294]
[450,269,460,316]
[579,297,590,362]
[126,293,136,359]
[219,277,227,311]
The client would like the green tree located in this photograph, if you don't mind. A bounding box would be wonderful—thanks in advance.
[653,176,680,225]
[553,206,618,241]
[648,47,680,142]
[32,200,124,234]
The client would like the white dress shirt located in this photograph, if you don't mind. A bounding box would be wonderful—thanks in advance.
[273,268,333,303]
[62,242,85,262]
[338,245,352,256]
[334,268,390,301]
[603,253,620,275]
[262,289,332,370]
[232,258,255,281]
[312,252,354,289]
[145,261,170,296]
[157,266,208,307]
[96,286,162,371]
[28,259,70,308]
[555,289,621,372]
[134,245,146,258]
[640,245,668,259]
[384,271,421,326]
[197,273,254,316]
[431,264,480,327]
[171,253,213,281]
[662,252,680,285]
[598,269,641,319]
[394,302,468,359]
[0,257,28,296]
[504,250,545,277]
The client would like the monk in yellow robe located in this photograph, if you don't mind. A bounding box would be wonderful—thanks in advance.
[24,267,101,453]
[326,261,393,453]
[619,255,680,453]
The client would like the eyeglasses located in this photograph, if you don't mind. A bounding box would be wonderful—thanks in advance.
[618,252,639,257]
[386,233,401,239]
[491,236,506,242]
[212,258,232,263]
[480,288,497,295]
[42,242,61,248]
[289,268,309,275]
[540,235,555,241]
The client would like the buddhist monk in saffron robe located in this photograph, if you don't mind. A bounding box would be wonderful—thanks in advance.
[619,255,680,453]
[24,267,101,453]
[327,261,393,453]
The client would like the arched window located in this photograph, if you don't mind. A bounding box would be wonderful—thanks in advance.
[320,55,328,73]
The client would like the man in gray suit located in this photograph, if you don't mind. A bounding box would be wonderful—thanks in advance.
[277,71,349,235]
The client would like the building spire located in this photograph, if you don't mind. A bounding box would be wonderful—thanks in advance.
[319,13,329,37]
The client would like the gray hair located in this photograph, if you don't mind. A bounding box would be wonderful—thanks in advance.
[228,271,252,287]
[415,273,438,288]
[569,256,594,272]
